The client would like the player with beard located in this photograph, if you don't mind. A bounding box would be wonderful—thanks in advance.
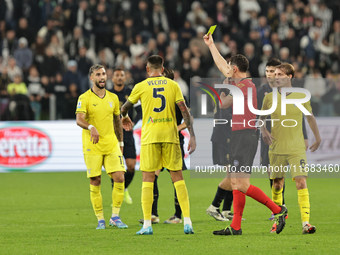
[76,64,129,229]
[110,69,142,204]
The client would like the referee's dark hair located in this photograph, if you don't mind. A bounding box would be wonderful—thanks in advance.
[266,58,282,67]
[230,54,249,73]
[163,67,174,80]
[89,64,105,75]
[147,55,164,70]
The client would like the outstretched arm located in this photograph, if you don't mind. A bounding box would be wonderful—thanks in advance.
[177,100,196,154]
[203,33,231,78]
[306,113,321,152]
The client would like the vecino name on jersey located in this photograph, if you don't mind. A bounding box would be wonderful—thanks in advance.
[147,79,168,86]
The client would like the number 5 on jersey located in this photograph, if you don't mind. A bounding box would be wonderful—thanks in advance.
[153,87,166,112]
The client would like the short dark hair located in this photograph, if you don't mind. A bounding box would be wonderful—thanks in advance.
[162,67,174,80]
[113,68,124,74]
[277,63,295,78]
[266,58,282,67]
[89,64,105,75]
[147,55,164,70]
[230,54,249,73]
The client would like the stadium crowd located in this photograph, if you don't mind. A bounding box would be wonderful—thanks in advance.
[0,0,340,120]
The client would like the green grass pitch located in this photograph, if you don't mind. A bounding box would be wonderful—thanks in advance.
[1,171,339,254]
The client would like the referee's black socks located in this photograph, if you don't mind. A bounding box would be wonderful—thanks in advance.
[124,170,135,189]
[212,186,228,208]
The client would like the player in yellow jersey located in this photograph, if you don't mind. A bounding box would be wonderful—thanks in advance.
[260,63,321,234]
[76,64,129,230]
[121,55,196,235]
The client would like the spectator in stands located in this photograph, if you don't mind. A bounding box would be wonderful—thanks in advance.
[238,0,261,25]
[52,73,68,119]
[76,46,92,93]
[130,34,146,62]
[244,42,261,78]
[169,30,180,55]
[26,66,43,120]
[329,20,340,48]
[97,48,114,69]
[305,68,326,116]
[189,26,210,58]
[65,83,78,119]
[40,75,52,119]
[112,33,129,58]
[257,16,271,45]
[41,46,61,78]
[14,37,33,76]
[15,18,35,47]
[267,5,279,33]
[63,60,81,93]
[7,57,23,81]
[39,0,57,27]
[7,74,27,96]
[279,47,291,63]
[164,46,180,71]
[320,71,337,117]
[182,57,204,86]
[130,56,146,84]
[69,0,93,38]
[178,20,196,51]
[277,12,290,40]
[282,28,301,59]
[174,70,188,98]
[152,3,169,35]
[134,1,153,41]
[115,51,131,70]
[215,1,233,34]
[156,32,167,58]
[93,3,111,52]
[65,26,90,61]
[186,1,208,29]
[38,18,64,47]
[1,29,18,57]
[122,17,136,46]
[0,67,11,100]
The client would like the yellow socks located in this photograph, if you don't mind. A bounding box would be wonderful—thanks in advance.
[298,188,310,224]
[90,184,104,221]
[142,182,154,222]
[112,181,125,216]
[174,180,190,218]
[272,185,283,206]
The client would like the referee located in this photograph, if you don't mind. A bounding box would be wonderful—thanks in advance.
[204,32,288,236]
[110,69,142,204]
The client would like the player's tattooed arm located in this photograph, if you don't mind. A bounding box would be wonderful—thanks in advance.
[113,114,123,142]
[177,100,195,137]
[178,100,196,154]
[121,101,133,117]
[121,101,134,131]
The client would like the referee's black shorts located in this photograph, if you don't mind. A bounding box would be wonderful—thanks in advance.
[212,140,231,166]
[230,129,259,174]
[123,137,136,159]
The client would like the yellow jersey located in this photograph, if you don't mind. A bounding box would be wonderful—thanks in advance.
[128,76,184,145]
[262,91,312,155]
[76,89,120,155]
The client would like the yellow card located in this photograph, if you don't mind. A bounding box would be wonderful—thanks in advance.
[207,25,217,35]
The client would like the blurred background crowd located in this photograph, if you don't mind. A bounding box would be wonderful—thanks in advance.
[0,0,340,120]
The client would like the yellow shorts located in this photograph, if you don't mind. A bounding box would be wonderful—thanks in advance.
[140,143,182,172]
[84,150,126,178]
[269,152,308,179]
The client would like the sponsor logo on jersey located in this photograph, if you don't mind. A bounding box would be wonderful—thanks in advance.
[0,127,52,168]
[147,117,173,124]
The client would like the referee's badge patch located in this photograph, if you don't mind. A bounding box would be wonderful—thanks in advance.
[234,160,239,167]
